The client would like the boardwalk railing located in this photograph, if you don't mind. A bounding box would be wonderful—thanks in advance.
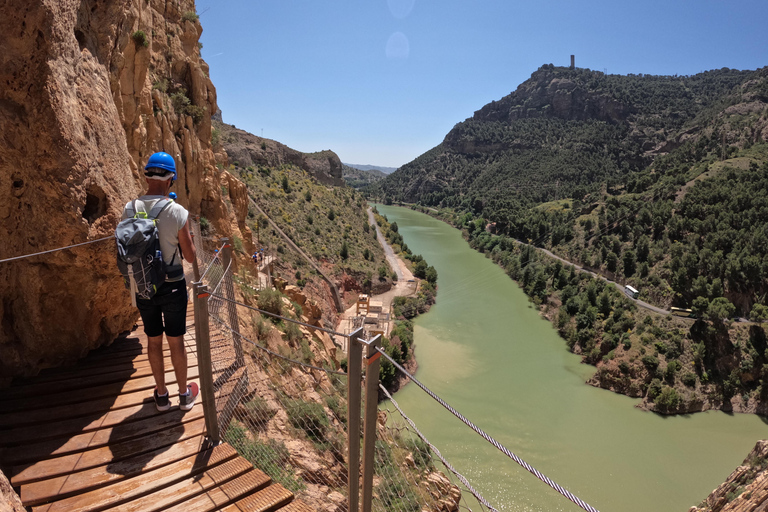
[188,222,493,511]
[189,220,600,512]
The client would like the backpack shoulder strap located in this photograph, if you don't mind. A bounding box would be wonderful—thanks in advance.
[124,200,137,218]
[147,198,172,220]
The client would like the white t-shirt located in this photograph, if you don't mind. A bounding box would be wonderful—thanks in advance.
[121,195,189,274]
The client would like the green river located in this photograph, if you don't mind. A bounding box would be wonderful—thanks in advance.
[375,204,768,512]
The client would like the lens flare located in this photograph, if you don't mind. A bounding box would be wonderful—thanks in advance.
[385,32,410,60]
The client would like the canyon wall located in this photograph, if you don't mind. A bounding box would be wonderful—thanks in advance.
[0,0,236,383]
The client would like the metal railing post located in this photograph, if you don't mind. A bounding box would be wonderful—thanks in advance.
[220,239,244,366]
[361,335,381,512]
[346,327,364,512]
[193,282,219,443]
[191,215,201,282]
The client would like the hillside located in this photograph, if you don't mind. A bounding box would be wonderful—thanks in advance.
[370,65,766,211]
[344,163,397,174]
[215,122,393,313]
[370,65,768,417]
[342,164,387,189]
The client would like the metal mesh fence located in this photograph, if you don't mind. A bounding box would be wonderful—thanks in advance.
[373,386,494,512]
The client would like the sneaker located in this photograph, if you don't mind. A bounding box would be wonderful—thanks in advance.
[179,382,199,411]
[154,388,171,412]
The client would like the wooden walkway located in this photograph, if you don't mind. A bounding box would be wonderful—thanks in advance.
[0,313,313,512]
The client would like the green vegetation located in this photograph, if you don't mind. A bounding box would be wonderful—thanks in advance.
[367,65,768,414]
[181,10,199,22]
[170,87,205,123]
[223,422,303,492]
[131,30,149,47]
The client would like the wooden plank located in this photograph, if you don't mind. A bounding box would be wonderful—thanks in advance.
[2,404,203,466]
[12,417,207,485]
[2,348,199,401]
[19,434,209,506]
[115,458,265,512]
[32,444,240,512]
[12,344,199,387]
[0,370,199,430]
[162,472,281,512]
[0,363,199,414]
[279,500,316,512]
[0,392,190,446]
[218,483,294,512]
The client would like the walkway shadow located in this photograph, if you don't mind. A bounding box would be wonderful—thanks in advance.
[104,398,186,476]
[0,334,139,478]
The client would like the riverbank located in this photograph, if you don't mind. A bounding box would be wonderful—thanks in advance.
[336,206,438,394]
[374,204,768,512]
[392,203,768,417]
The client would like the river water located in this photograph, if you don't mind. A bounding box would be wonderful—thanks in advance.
[376,204,768,512]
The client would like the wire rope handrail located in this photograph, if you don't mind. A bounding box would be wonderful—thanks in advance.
[379,383,499,512]
[373,345,602,512]
[209,292,348,339]
[0,236,113,264]
[208,314,347,376]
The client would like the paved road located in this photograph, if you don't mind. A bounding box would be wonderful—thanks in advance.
[368,207,406,281]
[521,241,671,316]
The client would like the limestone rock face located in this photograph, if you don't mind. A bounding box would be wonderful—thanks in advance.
[0,0,232,383]
[691,440,768,512]
[218,123,344,186]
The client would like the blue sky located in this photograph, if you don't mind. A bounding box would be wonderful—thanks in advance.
[196,0,768,168]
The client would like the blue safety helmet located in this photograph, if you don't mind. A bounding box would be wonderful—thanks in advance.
[144,152,177,180]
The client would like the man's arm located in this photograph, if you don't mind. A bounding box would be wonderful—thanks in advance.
[178,219,196,262]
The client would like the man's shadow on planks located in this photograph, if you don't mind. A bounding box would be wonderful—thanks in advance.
[0,330,198,486]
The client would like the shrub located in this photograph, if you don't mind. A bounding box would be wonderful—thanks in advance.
[403,437,434,470]
[285,399,329,442]
[641,355,660,372]
[131,30,149,47]
[257,288,284,318]
[284,321,302,344]
[682,372,697,387]
[199,218,213,237]
[340,240,348,260]
[232,235,243,253]
[182,10,199,22]
[152,78,168,92]
[647,378,663,400]
[655,386,682,411]
[223,423,302,492]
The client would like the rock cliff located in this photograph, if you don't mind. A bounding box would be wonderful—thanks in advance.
[690,440,768,512]
[217,122,345,187]
[0,0,236,383]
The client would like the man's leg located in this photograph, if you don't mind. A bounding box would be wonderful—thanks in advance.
[147,334,167,395]
[166,335,187,393]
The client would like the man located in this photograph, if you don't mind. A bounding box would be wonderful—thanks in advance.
[122,151,199,411]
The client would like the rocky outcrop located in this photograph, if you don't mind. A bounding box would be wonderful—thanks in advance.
[0,470,24,512]
[471,67,630,126]
[0,0,236,383]
[218,122,344,186]
[690,440,768,512]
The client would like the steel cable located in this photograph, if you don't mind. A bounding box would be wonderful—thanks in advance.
[209,293,348,339]
[209,314,347,376]
[374,347,602,512]
[0,236,113,264]
[379,384,498,512]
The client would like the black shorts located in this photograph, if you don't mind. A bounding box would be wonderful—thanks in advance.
[136,279,188,337]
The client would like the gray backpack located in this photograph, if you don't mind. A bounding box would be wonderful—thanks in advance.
[115,199,182,305]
